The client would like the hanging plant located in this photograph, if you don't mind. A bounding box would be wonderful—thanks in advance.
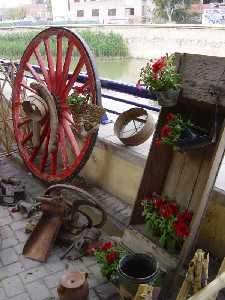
[155,112,208,151]
[67,90,105,135]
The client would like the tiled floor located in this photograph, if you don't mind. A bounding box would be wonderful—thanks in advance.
[0,205,120,300]
[0,155,131,300]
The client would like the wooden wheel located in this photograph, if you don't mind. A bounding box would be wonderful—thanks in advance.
[12,27,101,182]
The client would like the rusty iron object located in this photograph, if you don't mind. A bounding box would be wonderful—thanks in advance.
[0,176,26,207]
[23,184,106,262]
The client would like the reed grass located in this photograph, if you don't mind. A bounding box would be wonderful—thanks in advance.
[0,30,128,60]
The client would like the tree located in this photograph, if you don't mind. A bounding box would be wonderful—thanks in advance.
[153,0,192,23]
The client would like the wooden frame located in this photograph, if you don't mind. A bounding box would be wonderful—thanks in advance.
[122,53,225,296]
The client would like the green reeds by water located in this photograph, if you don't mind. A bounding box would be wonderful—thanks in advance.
[0,30,128,60]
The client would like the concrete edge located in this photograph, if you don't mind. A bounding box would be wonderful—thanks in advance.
[95,135,147,168]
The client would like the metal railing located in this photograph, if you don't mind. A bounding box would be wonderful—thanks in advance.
[0,59,160,120]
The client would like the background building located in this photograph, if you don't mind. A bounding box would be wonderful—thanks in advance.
[51,0,154,24]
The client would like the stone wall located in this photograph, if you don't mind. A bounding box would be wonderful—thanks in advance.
[73,24,225,58]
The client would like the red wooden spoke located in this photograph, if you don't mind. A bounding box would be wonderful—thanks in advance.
[61,56,85,101]
[50,151,57,176]
[34,47,51,89]
[21,131,33,146]
[59,124,68,169]
[21,82,39,95]
[18,118,31,128]
[29,121,49,162]
[63,118,80,156]
[44,38,55,91]
[26,63,43,83]
[56,34,63,93]
[59,41,74,95]
[39,129,50,172]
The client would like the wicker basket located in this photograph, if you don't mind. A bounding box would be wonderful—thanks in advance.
[114,108,155,146]
[70,102,105,135]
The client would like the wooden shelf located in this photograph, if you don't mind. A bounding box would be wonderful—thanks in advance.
[122,224,179,272]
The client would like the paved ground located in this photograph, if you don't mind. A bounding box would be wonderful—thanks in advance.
[0,155,133,300]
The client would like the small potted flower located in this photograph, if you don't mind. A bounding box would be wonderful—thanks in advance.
[137,54,181,107]
[142,194,192,254]
[155,112,208,151]
[93,241,127,281]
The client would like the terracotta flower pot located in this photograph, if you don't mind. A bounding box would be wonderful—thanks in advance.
[157,89,180,107]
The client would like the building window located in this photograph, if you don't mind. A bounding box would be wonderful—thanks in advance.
[92,9,99,16]
[108,9,116,16]
[77,10,84,17]
[74,0,80,2]
[125,8,135,16]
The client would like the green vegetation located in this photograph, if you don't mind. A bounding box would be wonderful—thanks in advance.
[0,30,128,60]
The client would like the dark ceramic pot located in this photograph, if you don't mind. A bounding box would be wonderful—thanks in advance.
[116,254,158,300]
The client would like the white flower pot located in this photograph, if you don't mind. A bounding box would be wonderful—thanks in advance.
[158,89,180,107]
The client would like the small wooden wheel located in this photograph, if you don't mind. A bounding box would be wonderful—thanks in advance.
[12,27,101,182]
[114,108,155,146]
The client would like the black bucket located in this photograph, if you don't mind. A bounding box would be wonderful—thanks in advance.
[117,253,158,299]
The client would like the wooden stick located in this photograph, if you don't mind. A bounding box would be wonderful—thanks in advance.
[187,272,225,300]
[210,258,225,300]
[176,262,195,300]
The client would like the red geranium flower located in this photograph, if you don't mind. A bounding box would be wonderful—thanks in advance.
[155,138,161,147]
[169,202,178,215]
[166,113,175,122]
[173,221,190,237]
[106,251,119,264]
[152,57,166,74]
[160,204,173,219]
[153,198,164,209]
[178,210,193,224]
[100,242,113,251]
[161,125,171,138]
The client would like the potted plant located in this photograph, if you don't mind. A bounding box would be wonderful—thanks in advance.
[155,112,209,151]
[142,194,192,254]
[93,241,127,281]
[67,90,105,135]
[137,54,181,107]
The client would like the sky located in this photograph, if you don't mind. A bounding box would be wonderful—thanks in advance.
[0,0,31,8]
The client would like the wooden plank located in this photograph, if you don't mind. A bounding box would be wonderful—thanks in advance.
[178,53,225,107]
[179,120,225,267]
[130,108,173,224]
[163,151,185,199]
[163,150,206,208]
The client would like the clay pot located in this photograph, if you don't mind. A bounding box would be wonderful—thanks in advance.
[57,272,89,300]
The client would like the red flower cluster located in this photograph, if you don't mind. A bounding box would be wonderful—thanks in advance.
[155,113,175,147]
[100,242,113,251]
[173,221,190,237]
[152,57,166,74]
[106,251,119,264]
[143,194,192,239]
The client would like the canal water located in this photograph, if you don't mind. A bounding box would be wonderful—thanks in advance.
[95,57,149,83]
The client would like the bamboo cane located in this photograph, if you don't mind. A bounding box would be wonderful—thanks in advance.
[187,272,225,300]
[210,258,225,300]
[176,262,195,300]
[134,284,153,300]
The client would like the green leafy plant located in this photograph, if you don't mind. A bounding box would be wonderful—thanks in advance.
[67,92,87,106]
[137,54,181,92]
[142,194,193,253]
[155,112,206,151]
[94,242,127,280]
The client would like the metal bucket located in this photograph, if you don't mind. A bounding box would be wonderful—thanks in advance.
[117,253,158,299]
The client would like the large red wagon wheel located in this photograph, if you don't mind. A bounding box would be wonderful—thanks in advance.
[12,27,101,182]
